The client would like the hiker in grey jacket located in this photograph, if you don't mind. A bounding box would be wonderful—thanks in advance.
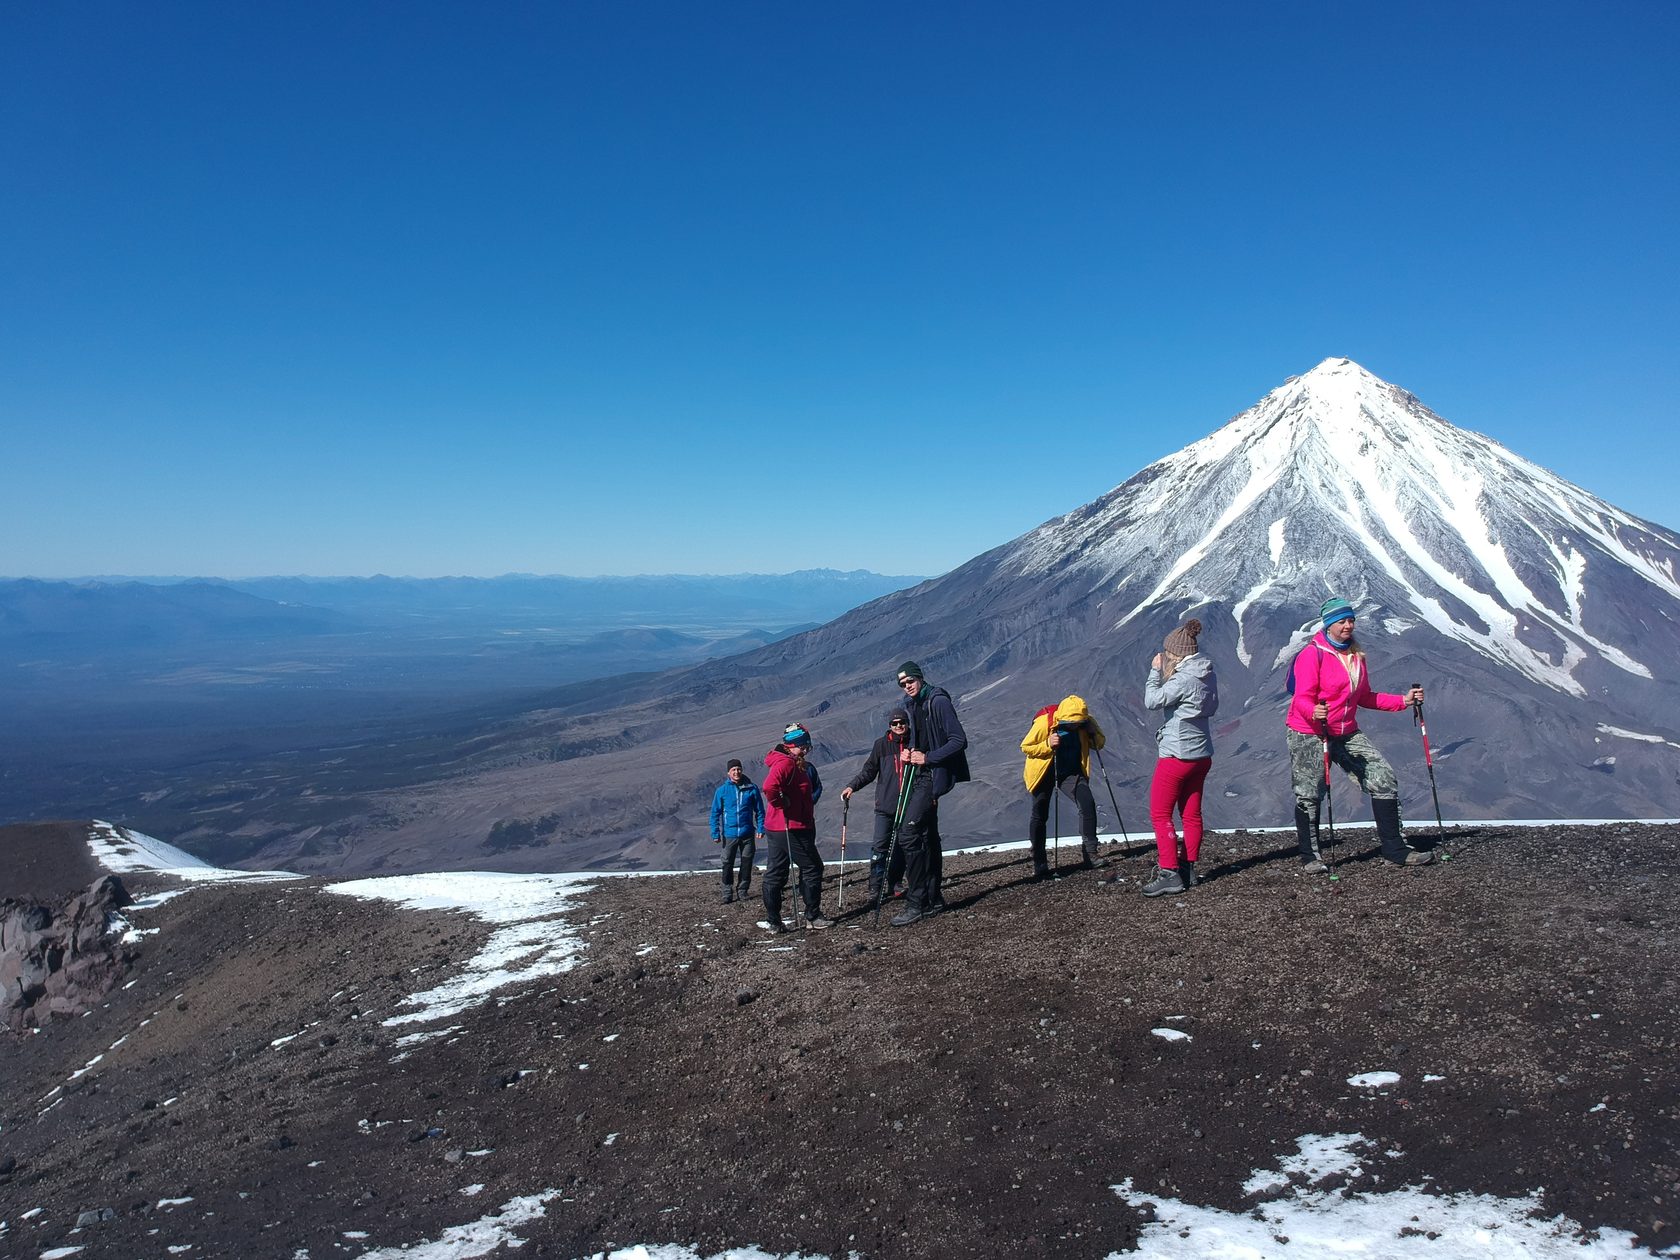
[1141,618,1218,897]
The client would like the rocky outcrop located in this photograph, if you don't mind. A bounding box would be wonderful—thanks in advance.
[1,874,135,1030]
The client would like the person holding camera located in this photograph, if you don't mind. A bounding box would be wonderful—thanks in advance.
[841,707,911,902]
[1020,695,1107,878]
[1142,618,1218,897]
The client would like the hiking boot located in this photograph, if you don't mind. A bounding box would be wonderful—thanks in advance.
[1372,796,1411,864]
[889,906,924,928]
[720,887,736,904]
[1141,867,1186,898]
[762,919,787,934]
[804,914,835,930]
[1301,859,1329,874]
[1392,848,1435,867]
[1032,861,1051,881]
[736,882,752,900]
[1293,801,1322,866]
[1180,860,1197,889]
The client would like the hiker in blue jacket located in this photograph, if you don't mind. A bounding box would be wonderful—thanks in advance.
[709,759,765,903]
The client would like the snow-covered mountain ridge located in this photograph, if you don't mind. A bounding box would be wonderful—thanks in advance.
[133,358,1680,873]
[1005,357,1679,695]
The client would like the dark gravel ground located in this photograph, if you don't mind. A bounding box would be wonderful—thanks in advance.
[1,820,1677,1258]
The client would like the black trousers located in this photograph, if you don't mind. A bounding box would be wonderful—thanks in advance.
[1028,774,1098,859]
[720,836,756,889]
[898,779,946,913]
[869,809,908,891]
[762,827,823,920]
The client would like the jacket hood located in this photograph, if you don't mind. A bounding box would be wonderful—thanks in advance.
[1174,654,1214,680]
[1052,694,1092,725]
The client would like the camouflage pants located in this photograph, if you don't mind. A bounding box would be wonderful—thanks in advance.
[1287,729,1399,807]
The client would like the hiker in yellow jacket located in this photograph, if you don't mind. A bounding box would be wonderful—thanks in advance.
[1021,695,1107,878]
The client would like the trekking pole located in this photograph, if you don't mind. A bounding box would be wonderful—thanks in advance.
[1052,767,1061,877]
[874,764,917,927]
[1091,746,1130,852]
[839,797,848,910]
[1411,683,1449,857]
[785,827,804,930]
[1319,719,1338,872]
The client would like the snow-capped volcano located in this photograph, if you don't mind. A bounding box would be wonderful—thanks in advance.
[210,359,1680,875]
[1006,357,1677,697]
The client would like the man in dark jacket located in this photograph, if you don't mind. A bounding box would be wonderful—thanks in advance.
[709,759,765,903]
[890,661,970,927]
[841,708,911,901]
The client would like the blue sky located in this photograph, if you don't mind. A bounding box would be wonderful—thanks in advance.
[3,1,1675,579]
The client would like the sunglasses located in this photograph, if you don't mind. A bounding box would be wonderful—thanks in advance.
[897,677,917,689]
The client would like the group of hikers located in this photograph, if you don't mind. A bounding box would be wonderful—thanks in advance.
[709,596,1437,932]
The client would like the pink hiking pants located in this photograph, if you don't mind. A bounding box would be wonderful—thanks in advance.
[1149,756,1212,868]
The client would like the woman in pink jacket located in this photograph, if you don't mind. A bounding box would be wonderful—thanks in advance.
[1287,597,1434,869]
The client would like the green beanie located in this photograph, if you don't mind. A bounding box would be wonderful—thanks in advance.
[1320,597,1355,630]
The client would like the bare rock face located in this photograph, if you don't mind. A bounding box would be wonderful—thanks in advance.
[1,873,135,1030]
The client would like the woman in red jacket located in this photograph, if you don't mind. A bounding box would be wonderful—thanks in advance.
[761,725,833,932]
[1287,597,1433,869]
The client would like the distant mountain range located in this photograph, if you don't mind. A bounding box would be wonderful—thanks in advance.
[0,569,923,641]
[177,358,1680,876]
[0,569,917,838]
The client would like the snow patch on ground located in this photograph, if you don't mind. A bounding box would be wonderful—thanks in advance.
[349,1131,1680,1258]
[1598,724,1680,750]
[351,1191,561,1258]
[325,872,595,1027]
[959,675,1010,703]
[87,820,300,882]
[1349,1071,1403,1088]
[1119,1132,1674,1258]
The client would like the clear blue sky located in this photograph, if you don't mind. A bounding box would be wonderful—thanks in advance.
[3,2,1675,579]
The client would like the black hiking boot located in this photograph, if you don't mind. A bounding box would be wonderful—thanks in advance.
[1141,867,1186,897]
[804,910,834,929]
[736,881,752,900]
[889,905,924,927]
[721,886,735,904]
[1372,796,1420,865]
[1294,801,1322,867]
[762,918,787,934]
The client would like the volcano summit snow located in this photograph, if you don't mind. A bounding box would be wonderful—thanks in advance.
[1012,357,1675,696]
[201,359,1680,874]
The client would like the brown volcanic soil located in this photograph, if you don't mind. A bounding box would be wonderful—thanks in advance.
[1,822,1677,1258]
